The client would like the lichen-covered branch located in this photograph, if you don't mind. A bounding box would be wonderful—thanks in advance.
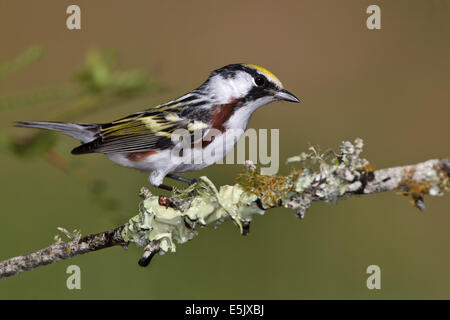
[0,227,126,279]
[1,139,448,279]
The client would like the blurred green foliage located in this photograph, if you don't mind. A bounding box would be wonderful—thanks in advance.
[0,46,45,82]
[10,131,58,158]
[0,47,159,212]
[75,49,154,96]
[0,48,158,119]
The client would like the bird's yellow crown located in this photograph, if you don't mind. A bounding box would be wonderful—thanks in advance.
[243,64,282,86]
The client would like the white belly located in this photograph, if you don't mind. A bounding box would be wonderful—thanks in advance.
[105,129,243,185]
[175,129,244,173]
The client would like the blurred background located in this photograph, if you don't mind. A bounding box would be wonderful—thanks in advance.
[0,0,449,299]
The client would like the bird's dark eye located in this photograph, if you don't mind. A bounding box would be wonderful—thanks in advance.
[254,76,266,87]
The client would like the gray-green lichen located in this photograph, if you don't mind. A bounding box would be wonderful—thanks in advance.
[121,138,448,256]
[287,138,369,202]
[122,177,264,254]
[121,138,372,254]
[54,227,82,244]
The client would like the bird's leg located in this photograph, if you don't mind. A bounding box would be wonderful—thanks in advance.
[157,184,173,192]
[166,173,198,185]
[150,173,196,192]
[149,172,174,191]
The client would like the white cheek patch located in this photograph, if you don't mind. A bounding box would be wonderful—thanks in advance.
[208,73,253,103]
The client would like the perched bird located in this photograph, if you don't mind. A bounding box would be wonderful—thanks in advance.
[16,63,299,190]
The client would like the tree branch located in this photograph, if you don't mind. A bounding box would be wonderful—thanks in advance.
[0,227,126,279]
[1,139,448,279]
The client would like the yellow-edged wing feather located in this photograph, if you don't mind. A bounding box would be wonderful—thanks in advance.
[72,106,205,154]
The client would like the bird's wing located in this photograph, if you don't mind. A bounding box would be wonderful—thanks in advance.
[71,92,212,155]
[71,111,194,154]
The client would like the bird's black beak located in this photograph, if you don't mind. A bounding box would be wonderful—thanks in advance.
[274,88,300,103]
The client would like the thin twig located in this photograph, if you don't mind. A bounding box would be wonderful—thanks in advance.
[0,227,126,279]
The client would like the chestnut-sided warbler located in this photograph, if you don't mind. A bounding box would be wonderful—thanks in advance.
[16,64,299,190]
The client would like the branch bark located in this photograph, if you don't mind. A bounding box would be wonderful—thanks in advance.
[1,139,448,279]
[0,226,126,279]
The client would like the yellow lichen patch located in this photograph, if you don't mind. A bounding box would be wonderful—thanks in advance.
[358,163,375,173]
[395,169,431,205]
[437,164,450,193]
[290,168,303,181]
[236,168,291,207]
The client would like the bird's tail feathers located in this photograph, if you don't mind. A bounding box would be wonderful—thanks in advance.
[15,121,100,143]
